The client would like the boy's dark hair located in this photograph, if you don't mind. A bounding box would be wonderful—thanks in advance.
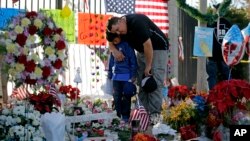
[106,31,119,42]
[106,17,120,32]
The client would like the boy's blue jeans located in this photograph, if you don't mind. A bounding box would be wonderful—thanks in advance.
[206,59,231,90]
[112,80,131,122]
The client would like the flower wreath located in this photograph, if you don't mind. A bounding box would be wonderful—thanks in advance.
[4,11,68,87]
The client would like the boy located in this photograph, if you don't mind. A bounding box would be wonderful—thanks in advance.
[106,32,138,122]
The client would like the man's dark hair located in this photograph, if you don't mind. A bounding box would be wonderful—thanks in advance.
[107,17,120,32]
[106,31,119,42]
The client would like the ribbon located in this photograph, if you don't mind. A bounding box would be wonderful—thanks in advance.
[178,36,184,61]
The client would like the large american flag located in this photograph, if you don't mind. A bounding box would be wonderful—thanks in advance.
[105,0,169,35]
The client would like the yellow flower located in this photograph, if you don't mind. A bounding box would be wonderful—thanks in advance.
[45,47,55,56]
[34,67,42,78]
[14,25,24,34]
[62,60,68,68]
[31,54,40,62]
[53,34,61,42]
[27,35,36,44]
[8,68,17,76]
[23,47,29,55]
[34,18,43,29]
[21,18,31,27]
[6,43,16,53]
[15,63,25,73]
[57,50,64,56]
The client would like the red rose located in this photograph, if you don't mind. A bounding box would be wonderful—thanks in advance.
[42,66,51,78]
[55,40,66,50]
[28,25,37,35]
[17,54,27,64]
[55,28,63,34]
[16,33,27,47]
[25,60,36,72]
[25,77,37,85]
[26,11,38,19]
[53,59,62,69]
[43,27,53,36]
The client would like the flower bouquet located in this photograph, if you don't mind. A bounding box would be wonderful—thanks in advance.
[29,89,61,114]
[132,133,158,141]
[0,101,45,140]
[162,99,196,130]
[179,125,198,140]
[152,123,177,141]
[64,97,116,140]
[3,11,68,88]
[207,79,250,127]
[168,85,190,106]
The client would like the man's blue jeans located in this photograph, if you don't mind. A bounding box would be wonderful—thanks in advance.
[206,59,231,90]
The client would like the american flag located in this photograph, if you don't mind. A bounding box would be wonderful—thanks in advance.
[130,105,150,131]
[105,0,169,35]
[10,86,29,100]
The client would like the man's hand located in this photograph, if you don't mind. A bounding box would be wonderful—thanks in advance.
[113,49,125,61]
[109,42,125,61]
[144,66,152,76]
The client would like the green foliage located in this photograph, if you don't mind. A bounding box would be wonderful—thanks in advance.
[175,0,232,24]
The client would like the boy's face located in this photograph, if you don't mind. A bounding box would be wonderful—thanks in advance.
[112,37,121,45]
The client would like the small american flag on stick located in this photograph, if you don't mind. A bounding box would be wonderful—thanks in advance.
[10,85,29,100]
[130,104,150,131]
[48,85,61,105]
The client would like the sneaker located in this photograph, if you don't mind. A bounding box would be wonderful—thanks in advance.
[150,113,162,125]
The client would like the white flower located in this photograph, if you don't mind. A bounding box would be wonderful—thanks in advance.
[14,125,25,137]
[152,123,177,136]
[0,115,7,124]
[15,117,22,123]
[49,54,57,61]
[6,116,16,126]
[13,105,25,116]
[2,108,10,115]
[32,118,40,126]
[8,23,14,29]
[47,22,54,29]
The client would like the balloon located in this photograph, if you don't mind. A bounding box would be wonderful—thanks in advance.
[222,24,245,67]
[61,4,71,18]
[242,23,250,58]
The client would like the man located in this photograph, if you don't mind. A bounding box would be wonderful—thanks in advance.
[206,17,232,90]
[106,14,169,124]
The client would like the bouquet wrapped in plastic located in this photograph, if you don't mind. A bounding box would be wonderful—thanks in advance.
[41,112,66,141]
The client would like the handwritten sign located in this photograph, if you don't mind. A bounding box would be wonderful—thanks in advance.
[78,13,111,46]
